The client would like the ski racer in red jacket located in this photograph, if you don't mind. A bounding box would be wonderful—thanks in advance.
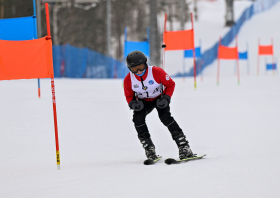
[123,50,194,161]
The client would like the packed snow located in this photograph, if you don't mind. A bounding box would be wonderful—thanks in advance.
[1,1,280,198]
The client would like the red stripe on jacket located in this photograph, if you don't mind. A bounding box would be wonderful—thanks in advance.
[123,66,175,104]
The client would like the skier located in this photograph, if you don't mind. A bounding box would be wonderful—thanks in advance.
[123,50,194,161]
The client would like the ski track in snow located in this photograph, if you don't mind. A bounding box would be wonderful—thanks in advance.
[1,1,280,198]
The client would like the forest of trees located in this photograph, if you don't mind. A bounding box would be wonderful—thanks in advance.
[0,0,191,65]
[0,0,241,64]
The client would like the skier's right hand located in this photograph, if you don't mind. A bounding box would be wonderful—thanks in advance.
[129,100,144,111]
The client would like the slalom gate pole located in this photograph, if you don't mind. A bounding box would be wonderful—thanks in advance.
[234,61,236,76]
[217,59,220,86]
[257,38,260,76]
[200,61,204,82]
[33,0,41,98]
[247,43,250,76]
[191,13,197,89]
[199,39,203,81]
[45,3,60,170]
[265,57,267,75]
[217,37,221,86]
[182,52,185,81]
[38,79,41,98]
[272,38,275,75]
[236,36,240,85]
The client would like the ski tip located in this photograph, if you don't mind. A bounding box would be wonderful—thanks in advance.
[144,159,155,165]
[143,156,162,165]
[164,158,177,165]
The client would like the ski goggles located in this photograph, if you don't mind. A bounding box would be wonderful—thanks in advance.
[129,64,146,73]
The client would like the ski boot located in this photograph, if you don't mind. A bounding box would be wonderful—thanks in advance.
[174,134,195,160]
[140,137,160,160]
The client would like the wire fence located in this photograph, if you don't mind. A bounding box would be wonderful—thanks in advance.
[52,44,127,78]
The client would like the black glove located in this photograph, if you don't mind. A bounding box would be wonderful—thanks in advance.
[156,95,171,109]
[129,100,144,111]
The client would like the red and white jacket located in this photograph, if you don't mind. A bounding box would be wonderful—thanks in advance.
[123,66,175,104]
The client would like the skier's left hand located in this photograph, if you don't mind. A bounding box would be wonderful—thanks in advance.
[156,95,170,109]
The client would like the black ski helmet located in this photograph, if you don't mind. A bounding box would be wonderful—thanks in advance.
[126,51,147,70]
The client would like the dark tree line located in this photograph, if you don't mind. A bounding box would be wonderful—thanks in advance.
[1,0,190,63]
[0,0,33,18]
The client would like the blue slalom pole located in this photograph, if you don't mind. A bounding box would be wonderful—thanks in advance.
[33,0,40,98]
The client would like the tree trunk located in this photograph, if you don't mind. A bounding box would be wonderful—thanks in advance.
[0,0,4,18]
[149,0,160,67]
[194,0,198,21]
[225,0,234,27]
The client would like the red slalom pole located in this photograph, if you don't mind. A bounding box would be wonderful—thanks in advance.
[45,3,60,170]
[38,79,41,98]
[217,37,221,86]
[257,38,260,76]
[272,38,275,75]
[236,36,240,85]
[191,13,197,89]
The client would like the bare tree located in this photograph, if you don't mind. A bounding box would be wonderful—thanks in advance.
[225,0,234,26]
[149,0,160,66]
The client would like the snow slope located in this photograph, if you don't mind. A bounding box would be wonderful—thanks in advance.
[164,0,252,76]
[1,1,280,198]
[203,0,280,77]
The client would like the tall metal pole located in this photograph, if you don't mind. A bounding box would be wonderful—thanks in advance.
[107,0,111,57]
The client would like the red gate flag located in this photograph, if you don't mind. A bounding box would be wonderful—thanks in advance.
[217,36,240,86]
[164,29,194,51]
[218,45,238,60]
[0,36,54,81]
[258,45,273,55]
[257,38,275,75]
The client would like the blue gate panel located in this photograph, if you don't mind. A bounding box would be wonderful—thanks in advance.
[238,52,248,60]
[124,41,150,58]
[0,16,37,40]
[184,47,201,58]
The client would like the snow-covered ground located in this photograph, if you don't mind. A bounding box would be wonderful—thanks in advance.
[1,1,280,198]
[1,75,280,198]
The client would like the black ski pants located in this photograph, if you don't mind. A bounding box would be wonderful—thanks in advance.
[132,99,184,141]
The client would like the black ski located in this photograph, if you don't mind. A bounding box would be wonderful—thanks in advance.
[165,154,206,165]
[143,156,162,165]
